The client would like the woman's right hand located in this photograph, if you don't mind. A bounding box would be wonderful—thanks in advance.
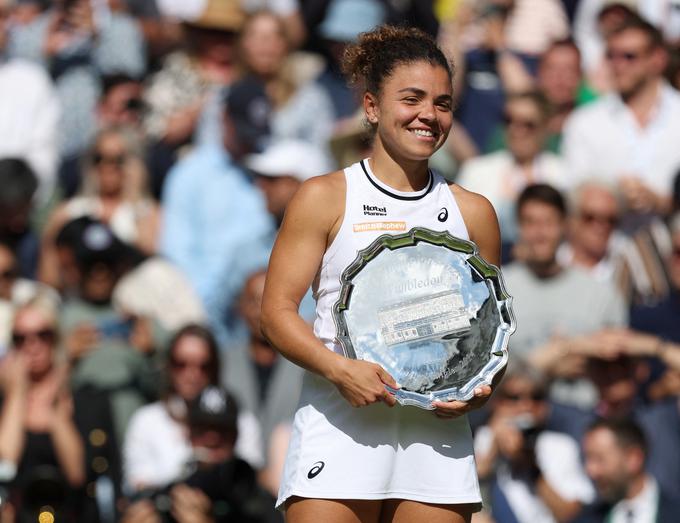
[0,352,29,395]
[329,358,399,408]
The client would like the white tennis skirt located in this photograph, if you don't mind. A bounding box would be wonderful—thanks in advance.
[276,372,482,510]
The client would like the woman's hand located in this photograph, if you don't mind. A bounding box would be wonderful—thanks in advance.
[329,358,399,408]
[431,385,493,419]
[0,352,29,396]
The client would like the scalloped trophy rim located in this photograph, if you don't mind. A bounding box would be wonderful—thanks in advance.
[332,227,516,409]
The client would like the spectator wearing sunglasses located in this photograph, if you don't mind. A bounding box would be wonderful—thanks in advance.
[563,16,680,224]
[122,324,262,494]
[0,241,59,356]
[39,126,161,288]
[473,362,595,523]
[0,296,85,521]
[457,91,568,255]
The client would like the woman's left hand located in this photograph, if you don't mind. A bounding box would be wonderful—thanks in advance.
[431,385,493,419]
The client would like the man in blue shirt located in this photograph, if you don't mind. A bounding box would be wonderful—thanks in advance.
[160,78,274,343]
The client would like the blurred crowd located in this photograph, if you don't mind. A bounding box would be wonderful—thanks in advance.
[0,0,680,522]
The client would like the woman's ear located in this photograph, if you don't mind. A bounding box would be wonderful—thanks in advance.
[364,92,379,124]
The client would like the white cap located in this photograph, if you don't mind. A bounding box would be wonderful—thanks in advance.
[246,140,333,182]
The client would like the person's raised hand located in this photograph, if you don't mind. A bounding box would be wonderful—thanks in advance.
[329,358,399,408]
[119,499,162,523]
[170,484,214,523]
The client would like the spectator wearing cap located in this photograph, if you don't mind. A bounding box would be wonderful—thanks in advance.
[122,385,276,523]
[143,0,245,191]
[0,2,59,204]
[238,10,335,160]
[160,76,274,348]
[0,296,85,522]
[563,16,680,223]
[54,218,162,444]
[39,126,161,288]
[313,0,386,120]
[123,325,263,493]
[212,139,328,344]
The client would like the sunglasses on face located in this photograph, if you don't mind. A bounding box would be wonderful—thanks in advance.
[0,268,16,281]
[503,114,541,131]
[170,359,211,373]
[500,391,546,402]
[605,49,647,63]
[579,211,619,227]
[93,152,127,167]
[12,328,56,348]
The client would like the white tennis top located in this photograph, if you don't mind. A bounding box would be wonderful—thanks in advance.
[312,159,469,354]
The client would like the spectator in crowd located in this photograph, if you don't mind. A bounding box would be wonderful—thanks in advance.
[238,10,335,156]
[475,362,594,523]
[55,218,161,444]
[457,92,568,248]
[40,126,161,288]
[580,417,680,522]
[241,0,306,48]
[0,297,85,521]
[143,0,245,192]
[97,74,145,131]
[0,159,40,280]
[447,0,534,152]
[122,386,278,523]
[503,184,627,407]
[548,353,680,502]
[559,181,623,282]
[123,324,262,493]
[0,0,59,204]
[212,139,328,343]
[160,76,274,342]
[0,242,59,356]
[314,0,386,121]
[563,16,680,223]
[536,38,595,144]
[222,270,304,495]
[7,0,146,177]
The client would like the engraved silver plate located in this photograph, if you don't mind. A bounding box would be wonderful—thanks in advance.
[333,227,516,409]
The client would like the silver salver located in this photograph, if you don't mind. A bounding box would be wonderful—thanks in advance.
[333,227,516,409]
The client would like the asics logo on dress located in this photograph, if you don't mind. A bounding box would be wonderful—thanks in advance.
[438,208,448,222]
[363,204,387,216]
[307,461,325,479]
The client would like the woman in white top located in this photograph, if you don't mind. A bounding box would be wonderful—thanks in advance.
[39,126,161,288]
[261,25,501,523]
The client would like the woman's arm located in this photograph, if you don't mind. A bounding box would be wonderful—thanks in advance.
[260,173,398,408]
[50,389,85,487]
[0,354,29,465]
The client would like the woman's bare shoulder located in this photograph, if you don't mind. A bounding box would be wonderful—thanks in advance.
[284,169,346,229]
[448,182,496,221]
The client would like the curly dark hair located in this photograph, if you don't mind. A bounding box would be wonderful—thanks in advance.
[341,25,453,95]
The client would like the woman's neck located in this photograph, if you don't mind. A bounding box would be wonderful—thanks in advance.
[370,141,430,192]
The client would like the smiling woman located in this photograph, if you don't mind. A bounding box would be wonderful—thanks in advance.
[260,25,501,523]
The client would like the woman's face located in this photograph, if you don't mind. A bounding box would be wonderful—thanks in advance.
[12,307,56,379]
[93,133,128,197]
[367,61,453,163]
[170,335,213,401]
[240,13,288,77]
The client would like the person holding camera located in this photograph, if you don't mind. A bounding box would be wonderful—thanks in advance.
[474,363,594,523]
[121,386,278,523]
[0,296,85,522]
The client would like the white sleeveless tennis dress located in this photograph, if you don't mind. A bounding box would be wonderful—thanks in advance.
[276,160,482,510]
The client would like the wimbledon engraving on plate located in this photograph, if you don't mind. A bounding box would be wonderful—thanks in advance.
[334,228,515,409]
[378,290,470,346]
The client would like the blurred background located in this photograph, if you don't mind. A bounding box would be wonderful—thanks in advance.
[1,0,680,521]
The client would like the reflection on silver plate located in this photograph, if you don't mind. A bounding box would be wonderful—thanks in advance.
[333,227,516,409]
